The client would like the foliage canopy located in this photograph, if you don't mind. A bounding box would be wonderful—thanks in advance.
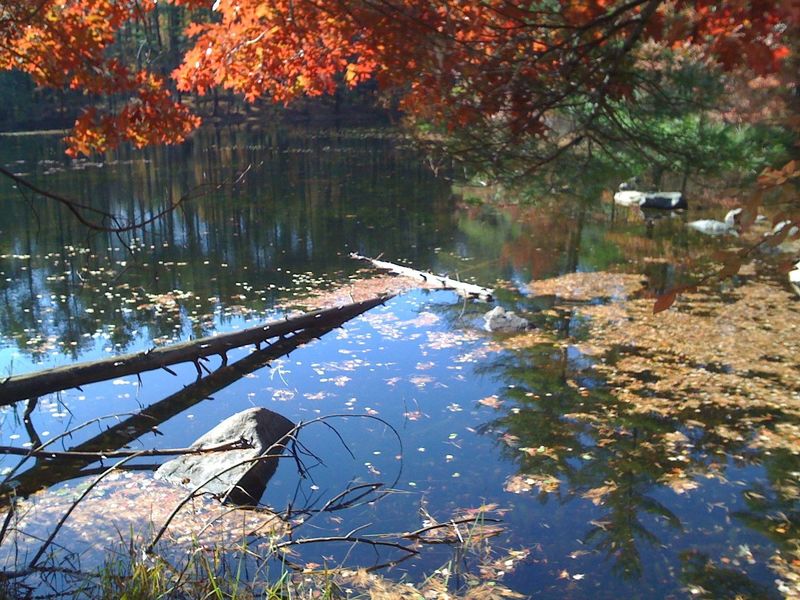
[0,1,796,161]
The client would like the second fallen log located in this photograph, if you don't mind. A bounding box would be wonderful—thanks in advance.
[350,253,494,301]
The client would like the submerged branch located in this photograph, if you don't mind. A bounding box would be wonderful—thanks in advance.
[0,165,212,234]
[0,439,254,460]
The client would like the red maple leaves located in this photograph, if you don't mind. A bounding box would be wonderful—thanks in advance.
[0,1,795,156]
[0,0,199,156]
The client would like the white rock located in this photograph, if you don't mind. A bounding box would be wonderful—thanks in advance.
[484,306,529,332]
[724,208,742,228]
[790,261,800,298]
[773,220,800,238]
[613,190,644,207]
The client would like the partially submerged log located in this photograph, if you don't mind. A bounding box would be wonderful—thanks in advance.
[350,253,493,301]
[2,321,344,501]
[0,295,390,405]
[613,185,687,210]
[639,192,687,210]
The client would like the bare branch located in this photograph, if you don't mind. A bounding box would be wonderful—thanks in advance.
[0,438,254,460]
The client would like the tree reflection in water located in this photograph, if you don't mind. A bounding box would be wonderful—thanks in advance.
[0,127,455,362]
[475,333,799,590]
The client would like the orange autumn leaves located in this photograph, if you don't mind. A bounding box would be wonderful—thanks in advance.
[646,0,796,75]
[0,0,198,156]
[1,1,796,155]
[170,0,798,148]
[65,72,200,156]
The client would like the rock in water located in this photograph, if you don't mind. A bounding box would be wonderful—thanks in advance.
[155,407,295,505]
[612,182,686,210]
[484,306,529,332]
[613,190,644,207]
[724,208,743,228]
[774,220,800,238]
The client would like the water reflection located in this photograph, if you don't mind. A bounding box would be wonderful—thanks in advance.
[0,318,351,501]
[0,127,455,363]
[1,127,796,597]
[477,344,682,580]
[477,325,799,594]
[679,550,778,599]
[1,127,731,365]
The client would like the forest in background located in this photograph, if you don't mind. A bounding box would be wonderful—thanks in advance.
[1,1,797,184]
[1,1,798,311]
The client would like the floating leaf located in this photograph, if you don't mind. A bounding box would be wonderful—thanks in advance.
[478,395,503,408]
[653,290,677,314]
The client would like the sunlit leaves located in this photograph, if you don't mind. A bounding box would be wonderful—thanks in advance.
[170,0,796,158]
[65,87,200,157]
[0,0,200,155]
[759,160,800,188]
[504,472,560,494]
[479,395,504,408]
[582,482,618,506]
[660,469,700,494]
[1,1,796,156]
[652,289,678,314]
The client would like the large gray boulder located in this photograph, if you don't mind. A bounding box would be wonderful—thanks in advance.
[483,306,530,333]
[155,407,295,505]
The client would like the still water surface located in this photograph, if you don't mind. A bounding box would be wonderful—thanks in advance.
[0,126,795,598]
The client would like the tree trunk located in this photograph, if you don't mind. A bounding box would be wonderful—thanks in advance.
[0,296,390,405]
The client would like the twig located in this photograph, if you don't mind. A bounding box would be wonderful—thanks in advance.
[148,414,403,552]
[0,165,213,234]
[0,412,147,487]
[146,450,290,552]
[319,483,385,513]
[0,496,16,546]
[273,534,417,556]
[399,516,503,543]
[0,439,253,460]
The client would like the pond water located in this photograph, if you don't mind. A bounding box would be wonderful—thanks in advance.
[0,126,797,598]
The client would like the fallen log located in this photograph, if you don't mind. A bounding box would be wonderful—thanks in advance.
[350,253,494,301]
[0,295,390,406]
[2,321,345,501]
